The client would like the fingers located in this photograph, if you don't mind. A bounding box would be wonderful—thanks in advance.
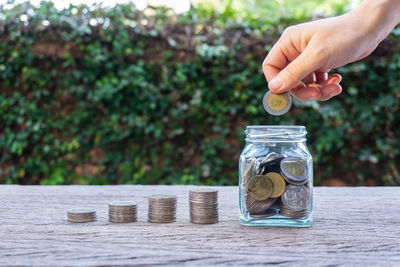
[325,73,341,84]
[262,42,289,83]
[267,46,325,94]
[302,73,316,84]
[289,73,342,101]
[318,83,342,101]
[289,86,321,101]
[318,74,342,101]
[315,72,328,83]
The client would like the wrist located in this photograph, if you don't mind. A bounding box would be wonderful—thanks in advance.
[354,0,400,42]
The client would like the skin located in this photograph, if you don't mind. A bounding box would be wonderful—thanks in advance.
[262,0,400,101]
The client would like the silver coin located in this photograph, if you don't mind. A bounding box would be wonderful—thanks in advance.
[281,185,310,212]
[67,208,96,214]
[261,152,280,164]
[109,201,137,206]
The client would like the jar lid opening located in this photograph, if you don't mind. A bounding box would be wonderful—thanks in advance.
[245,125,307,142]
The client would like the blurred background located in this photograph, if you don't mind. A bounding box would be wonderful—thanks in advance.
[0,0,399,186]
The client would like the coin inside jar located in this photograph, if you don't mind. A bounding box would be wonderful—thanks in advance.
[242,160,256,184]
[263,91,292,116]
[280,157,308,185]
[246,194,277,213]
[281,184,310,212]
[246,175,273,201]
[250,209,276,218]
[266,172,286,198]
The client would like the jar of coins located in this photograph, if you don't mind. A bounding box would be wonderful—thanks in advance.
[239,126,313,227]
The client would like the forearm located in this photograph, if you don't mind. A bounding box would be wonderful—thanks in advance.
[354,0,400,42]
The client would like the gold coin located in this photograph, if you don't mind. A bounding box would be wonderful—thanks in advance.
[247,175,273,201]
[267,93,288,111]
[263,91,292,116]
[266,172,286,198]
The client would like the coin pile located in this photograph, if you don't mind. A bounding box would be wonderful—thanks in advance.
[67,208,97,223]
[263,90,292,116]
[243,152,311,219]
[189,189,218,224]
[108,201,137,223]
[148,195,177,223]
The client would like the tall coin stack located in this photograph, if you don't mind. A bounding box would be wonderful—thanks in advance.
[108,201,137,223]
[67,208,97,223]
[148,195,177,223]
[189,189,218,224]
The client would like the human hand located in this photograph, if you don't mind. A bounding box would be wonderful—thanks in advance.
[262,0,399,101]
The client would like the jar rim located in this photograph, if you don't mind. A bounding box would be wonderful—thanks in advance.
[246,125,305,129]
[245,125,307,142]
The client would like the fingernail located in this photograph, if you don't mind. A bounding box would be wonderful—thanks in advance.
[268,77,284,92]
[328,76,341,85]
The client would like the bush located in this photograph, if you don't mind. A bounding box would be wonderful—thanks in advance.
[0,2,399,185]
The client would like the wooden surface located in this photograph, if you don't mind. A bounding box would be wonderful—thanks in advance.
[0,185,399,266]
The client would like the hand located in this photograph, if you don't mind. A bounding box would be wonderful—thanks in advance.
[262,0,399,101]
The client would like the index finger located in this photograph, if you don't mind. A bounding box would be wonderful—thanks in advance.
[262,41,288,83]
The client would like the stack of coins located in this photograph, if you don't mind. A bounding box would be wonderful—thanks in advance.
[189,189,218,224]
[148,195,177,223]
[243,152,310,219]
[67,208,97,223]
[250,209,276,218]
[108,201,137,223]
[278,206,308,218]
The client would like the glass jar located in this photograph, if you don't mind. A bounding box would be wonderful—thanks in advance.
[239,125,313,227]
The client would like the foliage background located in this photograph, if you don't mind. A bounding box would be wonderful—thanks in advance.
[0,1,399,186]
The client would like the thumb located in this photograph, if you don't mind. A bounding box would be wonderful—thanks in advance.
[268,47,323,93]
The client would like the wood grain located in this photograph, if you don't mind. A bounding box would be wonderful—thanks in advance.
[0,185,399,266]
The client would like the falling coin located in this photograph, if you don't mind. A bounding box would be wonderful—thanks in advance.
[263,90,292,116]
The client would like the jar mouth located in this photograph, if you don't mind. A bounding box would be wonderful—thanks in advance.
[245,125,307,143]
[246,125,305,130]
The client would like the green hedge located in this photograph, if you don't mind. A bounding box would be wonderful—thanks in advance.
[1,2,399,185]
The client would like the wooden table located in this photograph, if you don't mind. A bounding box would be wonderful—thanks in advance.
[0,185,399,266]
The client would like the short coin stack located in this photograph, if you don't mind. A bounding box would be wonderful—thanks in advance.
[148,195,177,223]
[108,201,137,223]
[189,189,218,224]
[67,208,97,223]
